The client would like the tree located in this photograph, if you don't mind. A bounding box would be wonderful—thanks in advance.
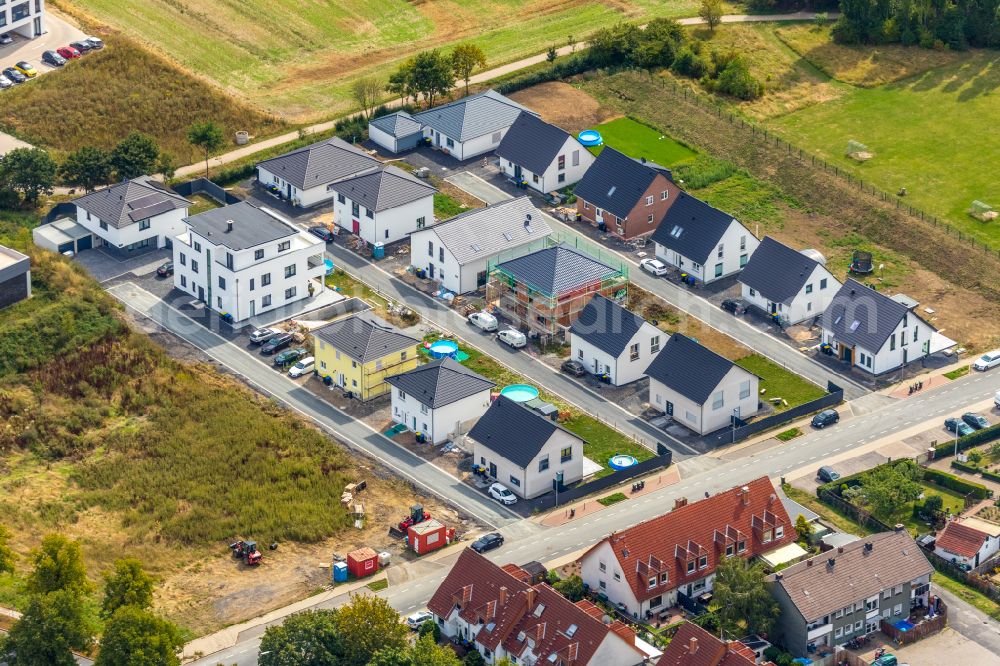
[923,494,944,515]
[699,0,724,32]
[110,131,160,181]
[259,609,342,666]
[451,43,486,95]
[854,461,924,519]
[410,634,461,666]
[26,534,91,597]
[351,76,384,121]
[418,617,441,642]
[553,575,585,602]
[95,606,182,666]
[102,558,154,619]
[463,650,486,666]
[387,61,417,106]
[0,147,57,204]
[59,146,112,192]
[156,152,177,181]
[187,121,225,177]
[969,450,984,466]
[794,514,813,541]
[634,18,685,69]
[712,556,779,636]
[335,594,407,666]
[0,524,15,576]
[371,647,413,666]
[0,590,94,666]
[546,45,557,62]
[409,49,454,107]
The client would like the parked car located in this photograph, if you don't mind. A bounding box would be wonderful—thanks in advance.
[487,483,517,505]
[945,417,974,437]
[468,311,498,332]
[2,67,25,83]
[249,327,279,345]
[973,349,1000,371]
[817,466,840,483]
[288,357,315,378]
[273,347,307,367]
[721,298,747,315]
[0,75,12,89]
[260,333,293,355]
[963,412,989,430]
[872,655,907,666]
[309,225,334,242]
[0,34,12,45]
[405,611,434,630]
[41,50,66,67]
[639,257,669,276]
[56,46,81,59]
[85,36,104,49]
[14,61,36,78]
[811,409,839,429]
[156,261,173,277]
[497,328,526,349]
[561,359,587,377]
[470,532,505,553]
[70,40,93,54]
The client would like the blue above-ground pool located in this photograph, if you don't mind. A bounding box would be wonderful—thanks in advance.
[500,384,539,403]
[429,339,459,359]
[894,619,916,631]
[608,454,638,471]
[578,129,603,147]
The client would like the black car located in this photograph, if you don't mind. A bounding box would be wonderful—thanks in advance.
[811,409,839,429]
[2,68,25,84]
[817,466,840,483]
[70,40,93,53]
[962,412,990,430]
[470,532,504,553]
[41,50,66,67]
[721,298,746,315]
[156,261,173,277]
[260,333,293,355]
[561,359,587,377]
[309,226,334,242]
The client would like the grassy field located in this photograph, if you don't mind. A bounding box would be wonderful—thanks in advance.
[735,353,827,412]
[588,117,696,166]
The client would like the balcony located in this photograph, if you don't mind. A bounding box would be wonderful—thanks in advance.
[806,621,832,641]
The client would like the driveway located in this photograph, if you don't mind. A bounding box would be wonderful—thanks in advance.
[73,246,170,284]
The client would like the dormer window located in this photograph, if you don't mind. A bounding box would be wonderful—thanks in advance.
[726,543,734,557]
[687,560,695,574]
[763,529,773,543]
[698,555,708,569]
[648,576,656,589]
[738,540,746,552]
[660,571,668,584]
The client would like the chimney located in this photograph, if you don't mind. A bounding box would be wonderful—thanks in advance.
[226,219,234,232]
[775,572,783,580]
[864,542,874,553]
[894,523,905,532]
[741,485,750,506]
[838,546,844,553]
[499,586,508,606]
[641,157,647,164]
[806,559,813,567]
[674,497,688,510]
[688,636,699,655]
[769,493,777,504]
[526,587,537,608]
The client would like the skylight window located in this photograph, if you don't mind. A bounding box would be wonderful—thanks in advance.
[670,225,683,238]
[833,316,843,325]
[566,624,578,637]
[533,604,545,617]
[503,232,513,242]
[607,186,616,197]
[471,243,481,252]
[849,320,861,332]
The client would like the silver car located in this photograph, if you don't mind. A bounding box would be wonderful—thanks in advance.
[0,75,12,89]
[249,327,279,344]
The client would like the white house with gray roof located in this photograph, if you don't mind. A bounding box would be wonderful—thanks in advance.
[739,237,841,325]
[329,165,436,246]
[496,113,594,193]
[255,137,382,208]
[172,201,325,323]
[386,357,495,444]
[408,196,552,294]
[569,295,662,386]
[71,176,191,256]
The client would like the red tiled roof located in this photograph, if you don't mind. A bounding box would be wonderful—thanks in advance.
[936,520,988,559]
[502,563,534,583]
[657,623,758,666]
[585,477,794,603]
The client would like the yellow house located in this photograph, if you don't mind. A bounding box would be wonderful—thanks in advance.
[313,313,421,401]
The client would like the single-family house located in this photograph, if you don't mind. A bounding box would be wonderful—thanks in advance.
[172,201,326,323]
[328,165,436,245]
[650,192,759,284]
[428,549,647,666]
[579,477,795,619]
[385,357,495,444]
[72,176,191,256]
[738,237,842,325]
[645,334,758,436]
[409,90,535,160]
[0,245,30,309]
[573,147,681,240]
[496,113,595,193]
[367,111,425,154]
[656,622,766,666]
[934,517,1000,569]
[819,279,952,375]
[469,395,584,499]
[768,528,934,657]
[489,243,628,339]
[569,295,662,386]
[313,313,420,401]
[409,196,552,295]
[255,137,382,208]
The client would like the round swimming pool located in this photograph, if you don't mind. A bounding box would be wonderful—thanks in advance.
[578,130,603,147]
[608,454,638,471]
[429,339,459,359]
[500,384,539,403]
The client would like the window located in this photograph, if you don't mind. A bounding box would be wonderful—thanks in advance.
[538,457,549,472]
[218,276,226,290]
[650,336,660,353]
[630,342,640,361]
[775,526,784,539]
[599,561,606,573]
[578,348,583,359]
[560,447,572,463]
[913,327,919,342]
[698,555,708,569]
[255,249,264,260]
[646,196,654,206]
[737,540,746,552]
[717,244,724,258]
[661,190,669,201]
[893,604,902,616]
[285,287,296,299]
[807,302,812,312]
[901,331,908,347]
[439,247,444,263]
[890,336,896,351]
[763,529,773,543]
[428,241,434,257]
[261,273,271,287]
[337,193,346,204]
[739,380,751,400]
[820,278,828,289]
[740,254,748,268]
[138,219,150,231]
[649,595,662,608]
[278,241,290,252]
[180,275,187,288]
[613,572,621,581]
[685,410,696,424]
[194,241,201,252]
[806,283,813,294]
[558,155,566,170]
[855,620,863,631]
[225,252,234,269]
[249,279,255,291]
[366,208,374,219]
[262,295,272,307]
[687,560,695,574]
[385,229,389,239]
[647,213,654,224]
[285,264,296,278]
[894,585,903,595]
[712,391,724,410]
[446,138,454,148]
[99,220,108,231]
[179,253,186,266]
[648,576,656,589]
[191,259,199,274]
[835,608,844,619]
[401,351,407,360]
[740,235,746,251]
[217,296,222,308]
[419,403,428,414]
[599,580,606,589]
[660,571,668,584]
[865,599,878,612]
[714,263,723,278]
[416,216,426,230]
[398,389,406,400]
[726,543,734,557]
[584,201,590,210]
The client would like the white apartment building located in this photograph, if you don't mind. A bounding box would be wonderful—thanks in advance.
[2,0,45,40]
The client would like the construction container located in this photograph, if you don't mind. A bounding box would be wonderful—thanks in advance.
[378,551,392,567]
[407,519,454,556]
[346,547,379,578]
[332,561,348,583]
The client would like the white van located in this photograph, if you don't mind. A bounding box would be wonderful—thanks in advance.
[468,311,498,332]
[288,357,315,378]
[498,328,527,349]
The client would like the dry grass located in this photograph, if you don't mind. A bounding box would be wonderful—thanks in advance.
[508,81,620,133]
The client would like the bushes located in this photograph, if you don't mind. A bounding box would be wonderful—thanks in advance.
[952,460,980,474]
[982,469,1000,484]
[933,423,1000,458]
[924,468,991,499]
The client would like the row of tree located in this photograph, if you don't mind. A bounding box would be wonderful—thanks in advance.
[374,43,487,113]
[834,0,1000,49]
[0,528,183,666]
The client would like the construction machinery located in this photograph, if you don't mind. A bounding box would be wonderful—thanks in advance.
[229,540,263,566]
[397,504,430,532]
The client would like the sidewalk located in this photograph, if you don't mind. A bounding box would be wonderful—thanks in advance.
[540,465,682,527]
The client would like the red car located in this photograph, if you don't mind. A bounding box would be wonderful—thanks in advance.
[57,46,81,59]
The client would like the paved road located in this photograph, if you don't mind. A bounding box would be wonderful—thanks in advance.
[935,585,1000,654]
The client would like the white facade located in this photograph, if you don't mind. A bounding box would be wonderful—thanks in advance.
[649,365,759,435]
[570,324,663,386]
[498,137,595,193]
[410,228,470,293]
[332,192,433,246]
[935,530,1000,568]
[368,124,399,153]
[256,165,333,209]
[2,0,45,40]
[654,220,759,284]
[426,126,509,161]
[391,387,491,445]
[822,312,936,375]
[75,206,187,254]
[473,428,583,500]
[742,264,841,325]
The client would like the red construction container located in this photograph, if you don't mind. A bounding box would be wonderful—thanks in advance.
[407,519,455,555]
[346,547,380,578]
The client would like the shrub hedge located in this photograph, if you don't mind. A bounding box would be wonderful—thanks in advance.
[951,460,981,474]
[933,423,1000,458]
[923,468,991,499]
[982,469,1000,484]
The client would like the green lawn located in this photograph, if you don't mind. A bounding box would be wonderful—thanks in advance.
[735,354,827,412]
[587,117,697,167]
[433,193,470,219]
[884,483,966,535]
[945,365,971,380]
[187,193,223,215]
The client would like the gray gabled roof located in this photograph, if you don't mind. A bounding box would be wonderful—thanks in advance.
[256,137,382,191]
[385,357,495,409]
[73,176,190,229]
[649,192,742,266]
[413,90,534,143]
[369,111,423,138]
[495,243,621,296]
[820,279,924,353]
[313,312,419,364]
[570,295,650,357]
[468,395,583,468]
[328,165,436,212]
[572,147,672,220]
[184,201,298,251]
[739,236,827,305]
[644,333,753,405]
[495,113,576,175]
[422,196,551,266]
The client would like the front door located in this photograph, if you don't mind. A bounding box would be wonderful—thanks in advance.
[666,401,673,416]
[286,183,292,199]
[489,462,497,479]
[428,263,435,279]
[770,302,777,314]
[593,358,599,373]
[198,286,205,301]
[514,164,522,180]
[352,219,360,235]
[337,373,345,387]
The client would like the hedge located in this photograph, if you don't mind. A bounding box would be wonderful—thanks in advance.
[923,468,991,499]
[951,460,981,474]
[934,422,1000,458]
[982,469,1000,484]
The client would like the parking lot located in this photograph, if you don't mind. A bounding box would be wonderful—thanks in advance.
[0,10,88,76]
